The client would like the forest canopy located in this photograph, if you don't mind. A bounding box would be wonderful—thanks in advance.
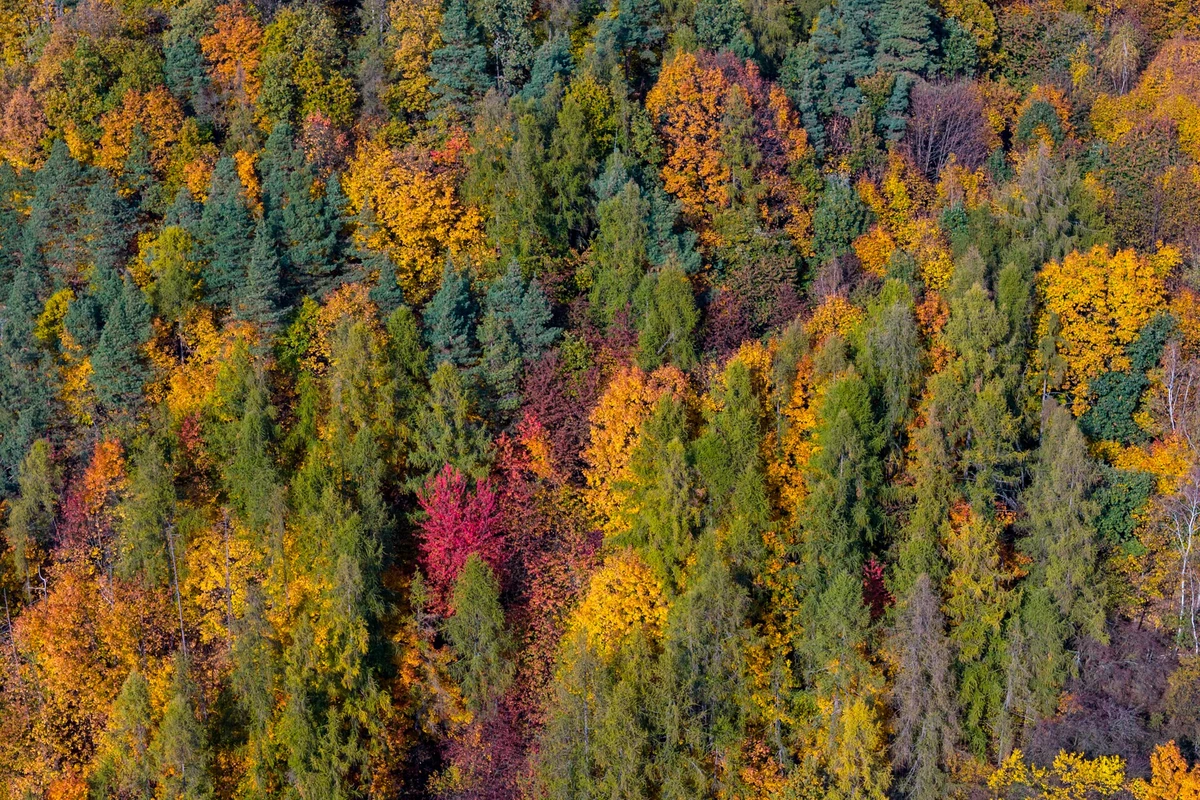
[3,0,1200,797]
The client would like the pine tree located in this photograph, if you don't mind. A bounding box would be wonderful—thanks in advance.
[447,553,513,716]
[117,437,175,587]
[0,163,24,285]
[368,252,407,316]
[123,126,159,213]
[521,34,573,101]
[591,180,651,326]
[92,670,156,800]
[85,173,134,276]
[165,185,202,234]
[233,220,284,332]
[198,156,254,307]
[0,256,58,490]
[484,260,559,362]
[424,260,478,368]
[693,0,754,57]
[26,138,89,277]
[888,573,958,800]
[873,0,938,77]
[801,371,884,582]
[857,290,923,440]
[694,359,770,574]
[4,439,59,593]
[428,0,492,121]
[809,0,879,117]
[154,655,214,800]
[164,4,212,116]
[812,176,871,262]
[627,396,696,592]
[408,361,492,487]
[259,122,300,219]
[478,311,523,421]
[634,265,699,371]
[284,167,341,295]
[92,278,153,415]
[231,585,280,796]
[662,533,750,782]
[475,0,535,91]
[1020,402,1104,637]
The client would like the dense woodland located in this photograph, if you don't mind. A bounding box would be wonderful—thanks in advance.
[5,0,1200,796]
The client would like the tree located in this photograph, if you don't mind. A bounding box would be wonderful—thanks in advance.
[84,173,133,276]
[198,156,255,306]
[988,749,1125,800]
[694,357,771,574]
[92,670,156,800]
[230,585,280,796]
[661,533,751,786]
[635,265,699,371]
[417,464,504,611]
[201,1,264,113]
[590,180,652,327]
[232,219,284,332]
[583,365,688,537]
[427,0,491,121]
[92,279,153,416]
[812,176,870,262]
[904,80,989,180]
[856,288,923,440]
[478,311,523,420]
[283,168,343,296]
[5,439,60,592]
[119,437,192,656]
[800,371,884,582]
[424,259,478,368]
[546,75,615,249]
[343,140,485,303]
[573,549,668,656]
[154,655,214,800]
[146,226,200,322]
[626,396,697,593]
[873,0,938,78]
[472,0,534,91]
[25,138,89,280]
[446,554,513,716]
[1020,402,1103,639]
[1130,741,1200,800]
[484,260,559,363]
[888,574,957,800]
[368,252,408,316]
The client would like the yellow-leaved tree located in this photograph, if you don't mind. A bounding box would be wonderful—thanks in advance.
[1130,740,1200,800]
[988,749,1126,800]
[582,365,688,537]
[1037,244,1176,414]
[571,549,668,657]
[343,138,486,304]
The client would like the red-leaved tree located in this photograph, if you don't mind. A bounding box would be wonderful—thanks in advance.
[417,464,504,614]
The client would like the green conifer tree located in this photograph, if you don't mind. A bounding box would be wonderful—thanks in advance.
[424,260,478,368]
[233,220,284,332]
[4,439,60,593]
[92,670,156,800]
[92,279,153,415]
[428,0,492,120]
[634,265,699,371]
[154,655,215,800]
[447,554,513,716]
[198,156,254,306]
[407,361,491,486]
